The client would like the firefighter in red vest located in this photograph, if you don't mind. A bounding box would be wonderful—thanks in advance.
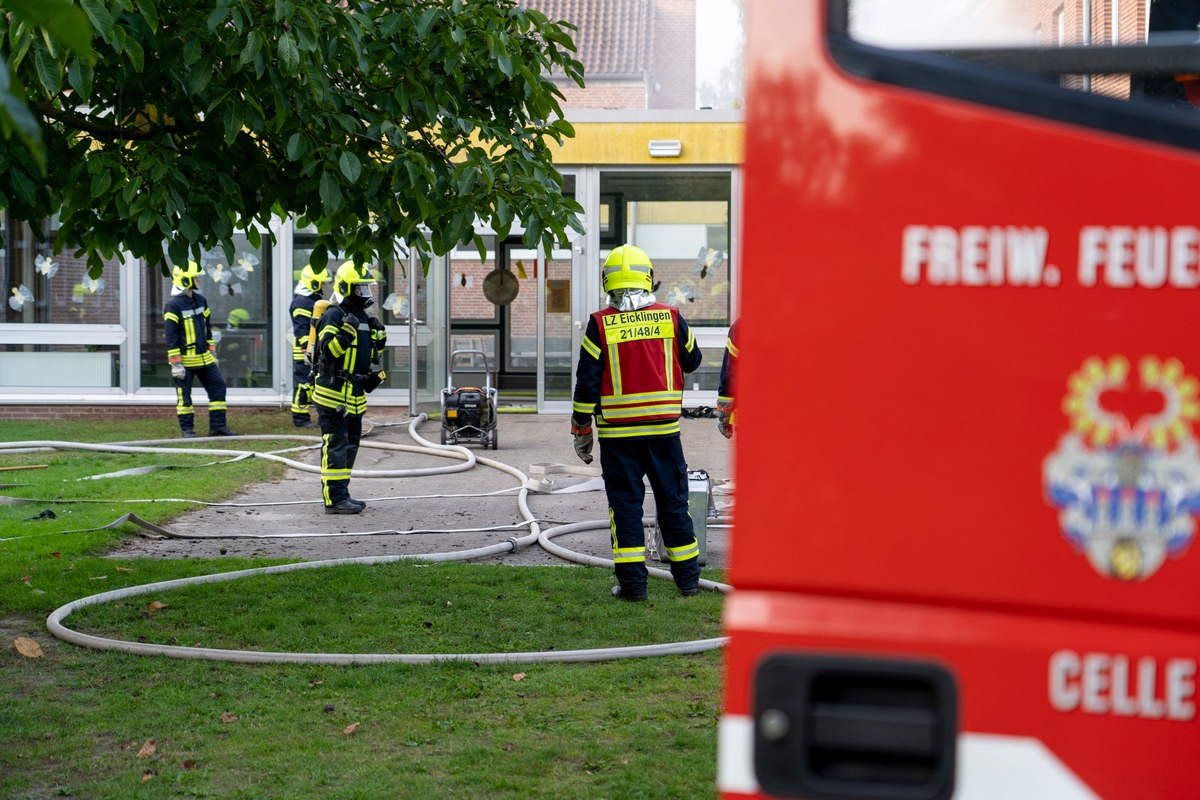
[571,245,704,600]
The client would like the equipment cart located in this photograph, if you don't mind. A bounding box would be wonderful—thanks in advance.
[439,349,499,449]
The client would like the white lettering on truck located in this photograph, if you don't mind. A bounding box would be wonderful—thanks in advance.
[902,225,1055,287]
[1078,226,1200,288]
[901,225,1200,289]
[1048,650,1196,720]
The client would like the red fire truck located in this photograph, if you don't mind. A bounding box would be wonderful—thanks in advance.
[721,1,1200,798]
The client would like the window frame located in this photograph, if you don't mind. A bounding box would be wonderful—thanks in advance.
[827,0,1200,154]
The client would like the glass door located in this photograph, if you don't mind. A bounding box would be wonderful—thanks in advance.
[538,171,585,412]
[409,250,447,415]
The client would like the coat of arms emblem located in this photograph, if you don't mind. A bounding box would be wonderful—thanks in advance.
[1043,355,1200,580]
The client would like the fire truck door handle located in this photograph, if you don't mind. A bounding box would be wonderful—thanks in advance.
[752,653,958,800]
[809,703,937,756]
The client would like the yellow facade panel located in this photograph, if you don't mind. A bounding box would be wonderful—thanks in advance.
[550,122,743,165]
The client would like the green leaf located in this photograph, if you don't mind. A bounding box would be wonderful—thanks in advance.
[32,43,62,97]
[9,168,36,206]
[182,39,201,65]
[240,31,264,67]
[319,171,343,212]
[0,61,43,169]
[123,34,145,73]
[285,132,306,161]
[550,118,575,138]
[188,52,214,94]
[416,8,439,39]
[67,56,94,102]
[138,0,160,34]
[137,210,156,234]
[494,195,512,228]
[277,33,299,76]
[309,244,327,272]
[6,0,96,59]
[338,151,361,183]
[89,170,112,200]
[497,53,513,78]
[223,105,244,145]
[178,214,199,242]
[79,0,116,45]
[167,237,188,266]
[206,5,230,32]
[274,0,294,23]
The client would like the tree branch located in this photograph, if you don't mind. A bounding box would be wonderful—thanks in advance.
[32,100,164,142]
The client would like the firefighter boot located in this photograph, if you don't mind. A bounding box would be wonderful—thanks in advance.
[179,416,197,439]
[673,560,701,597]
[325,500,363,515]
[610,585,647,602]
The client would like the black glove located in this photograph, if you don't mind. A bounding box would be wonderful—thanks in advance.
[369,317,387,352]
[342,313,361,332]
[360,366,386,393]
[571,420,594,465]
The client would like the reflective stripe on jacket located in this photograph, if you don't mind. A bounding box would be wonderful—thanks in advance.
[313,305,374,415]
[572,302,701,439]
[164,292,216,368]
[290,293,318,362]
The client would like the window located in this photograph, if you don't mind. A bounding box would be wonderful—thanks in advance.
[835,0,1200,149]
[140,234,272,389]
[599,171,732,328]
[1,216,122,326]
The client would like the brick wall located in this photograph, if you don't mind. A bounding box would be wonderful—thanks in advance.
[649,0,696,110]
[1023,0,1146,98]
[556,79,646,109]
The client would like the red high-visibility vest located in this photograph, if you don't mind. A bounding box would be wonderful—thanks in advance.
[593,303,684,425]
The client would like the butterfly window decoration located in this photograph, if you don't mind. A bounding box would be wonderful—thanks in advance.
[35,255,59,279]
[231,253,258,281]
[693,246,724,280]
[206,262,232,285]
[205,262,244,296]
[667,284,697,306]
[382,293,409,320]
[9,284,34,311]
[72,275,106,303]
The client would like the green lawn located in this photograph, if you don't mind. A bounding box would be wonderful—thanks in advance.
[0,415,725,799]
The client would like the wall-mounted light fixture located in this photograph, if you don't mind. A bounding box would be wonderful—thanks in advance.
[648,139,682,158]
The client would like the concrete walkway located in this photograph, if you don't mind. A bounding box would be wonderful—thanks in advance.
[107,411,735,572]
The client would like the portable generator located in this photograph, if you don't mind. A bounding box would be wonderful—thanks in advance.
[439,350,498,449]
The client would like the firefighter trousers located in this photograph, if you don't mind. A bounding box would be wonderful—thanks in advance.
[599,434,701,594]
[317,405,363,507]
[174,363,228,433]
[291,360,313,424]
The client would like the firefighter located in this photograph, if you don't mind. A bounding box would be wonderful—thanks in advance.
[289,264,331,428]
[164,261,238,438]
[571,244,704,600]
[716,319,739,439]
[313,261,387,514]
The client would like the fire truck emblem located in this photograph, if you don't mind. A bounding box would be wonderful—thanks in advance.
[1043,355,1200,581]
